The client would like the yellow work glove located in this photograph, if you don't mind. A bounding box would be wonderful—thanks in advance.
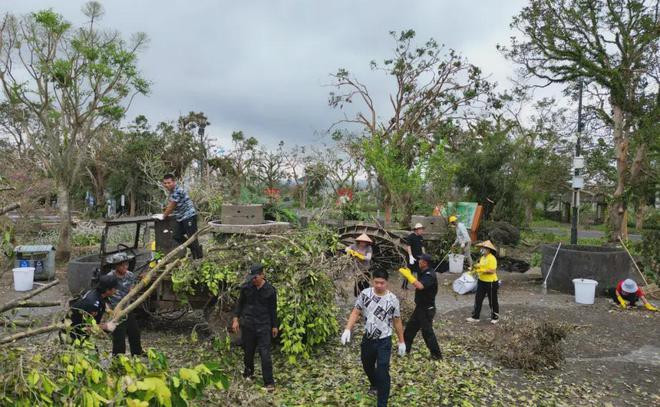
[347,249,366,261]
[616,295,627,309]
[644,303,658,312]
[398,267,417,284]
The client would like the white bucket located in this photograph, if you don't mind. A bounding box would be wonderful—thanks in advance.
[13,267,35,291]
[572,278,598,304]
[448,254,464,274]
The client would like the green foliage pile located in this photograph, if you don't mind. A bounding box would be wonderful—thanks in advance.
[172,225,341,363]
[0,342,228,406]
[641,210,660,284]
[263,202,298,224]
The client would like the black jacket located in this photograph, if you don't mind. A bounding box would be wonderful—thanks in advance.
[234,281,278,328]
[70,289,108,326]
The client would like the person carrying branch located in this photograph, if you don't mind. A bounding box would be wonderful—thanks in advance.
[398,254,443,360]
[341,269,405,407]
[449,215,472,269]
[403,223,426,289]
[232,264,278,390]
[466,240,500,324]
[107,252,144,356]
[154,173,203,259]
[69,274,119,342]
[346,233,374,296]
[608,279,658,311]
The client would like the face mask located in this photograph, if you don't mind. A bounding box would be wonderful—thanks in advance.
[480,248,488,255]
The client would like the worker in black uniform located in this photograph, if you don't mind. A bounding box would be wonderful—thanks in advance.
[232,264,278,390]
[69,274,119,341]
[398,254,442,359]
[403,223,425,289]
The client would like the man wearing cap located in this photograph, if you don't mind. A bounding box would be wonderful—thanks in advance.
[449,215,472,269]
[154,174,203,259]
[341,269,405,407]
[232,264,278,390]
[398,254,442,359]
[466,240,500,324]
[69,274,119,341]
[346,233,374,296]
[608,279,658,311]
[107,253,144,356]
[403,223,426,289]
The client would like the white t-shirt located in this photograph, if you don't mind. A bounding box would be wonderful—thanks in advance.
[355,287,401,339]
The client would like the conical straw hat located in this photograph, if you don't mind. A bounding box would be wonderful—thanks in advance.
[355,233,373,244]
[476,240,497,252]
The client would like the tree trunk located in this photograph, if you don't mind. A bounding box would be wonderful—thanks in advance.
[635,203,647,231]
[608,103,627,241]
[129,190,136,216]
[55,184,72,261]
[300,179,307,209]
[384,194,392,224]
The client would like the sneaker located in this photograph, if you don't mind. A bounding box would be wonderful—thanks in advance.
[466,317,479,323]
[490,319,499,324]
[263,384,275,392]
[367,387,377,397]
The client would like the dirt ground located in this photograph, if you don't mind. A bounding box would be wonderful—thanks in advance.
[2,264,659,406]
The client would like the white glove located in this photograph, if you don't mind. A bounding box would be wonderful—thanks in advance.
[398,342,406,356]
[408,254,416,265]
[340,329,351,345]
[104,321,117,332]
[152,214,165,221]
[461,243,466,249]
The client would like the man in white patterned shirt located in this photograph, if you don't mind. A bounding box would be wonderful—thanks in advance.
[341,269,405,407]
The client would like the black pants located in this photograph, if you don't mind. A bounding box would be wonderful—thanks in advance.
[472,280,499,320]
[242,325,274,386]
[361,336,392,407]
[607,288,639,306]
[174,216,203,259]
[112,312,143,356]
[404,306,442,358]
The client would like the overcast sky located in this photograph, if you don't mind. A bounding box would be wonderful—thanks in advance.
[4,0,532,150]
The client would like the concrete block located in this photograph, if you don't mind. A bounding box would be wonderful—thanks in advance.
[411,216,447,233]
[221,204,264,225]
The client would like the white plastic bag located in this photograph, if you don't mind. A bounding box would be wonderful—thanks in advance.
[453,272,477,295]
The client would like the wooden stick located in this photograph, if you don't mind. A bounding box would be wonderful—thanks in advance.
[1,318,33,327]
[0,202,20,216]
[618,236,649,286]
[9,300,60,309]
[0,279,60,314]
[0,322,67,345]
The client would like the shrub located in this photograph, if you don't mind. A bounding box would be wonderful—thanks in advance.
[641,210,660,284]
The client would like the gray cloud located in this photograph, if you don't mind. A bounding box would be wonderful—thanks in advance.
[4,0,529,149]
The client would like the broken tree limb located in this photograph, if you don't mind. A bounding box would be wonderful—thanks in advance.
[1,318,33,327]
[111,226,210,316]
[0,322,67,345]
[0,279,60,314]
[109,259,182,324]
[8,300,60,309]
[0,202,20,216]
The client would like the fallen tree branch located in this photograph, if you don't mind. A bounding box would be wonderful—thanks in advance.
[112,226,210,316]
[0,202,20,216]
[0,280,60,314]
[110,259,182,324]
[1,318,33,327]
[8,300,60,309]
[0,322,67,345]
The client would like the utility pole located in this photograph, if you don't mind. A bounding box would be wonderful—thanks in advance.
[570,81,584,245]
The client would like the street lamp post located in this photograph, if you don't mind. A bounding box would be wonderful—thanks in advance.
[570,81,584,245]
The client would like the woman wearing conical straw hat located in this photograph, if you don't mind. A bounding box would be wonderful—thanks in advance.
[466,240,500,324]
[346,233,374,297]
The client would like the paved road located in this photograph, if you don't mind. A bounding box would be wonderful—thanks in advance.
[531,227,641,241]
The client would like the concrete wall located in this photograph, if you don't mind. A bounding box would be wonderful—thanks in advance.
[221,204,264,225]
[541,244,636,295]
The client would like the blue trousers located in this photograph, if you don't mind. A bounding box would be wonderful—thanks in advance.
[360,336,392,407]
